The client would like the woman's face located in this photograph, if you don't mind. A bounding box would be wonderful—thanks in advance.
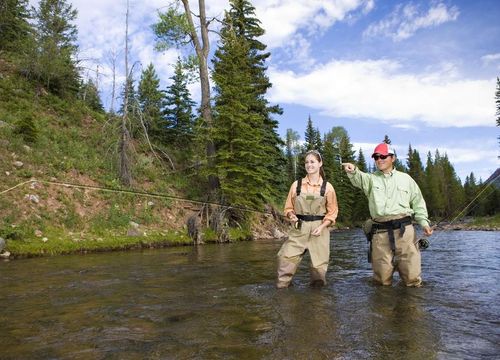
[305,154,322,175]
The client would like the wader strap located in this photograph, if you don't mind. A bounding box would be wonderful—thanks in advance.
[296,214,325,222]
[296,178,327,197]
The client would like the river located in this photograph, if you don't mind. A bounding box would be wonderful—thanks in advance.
[1,230,499,359]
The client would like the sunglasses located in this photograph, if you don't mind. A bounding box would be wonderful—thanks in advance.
[372,154,392,161]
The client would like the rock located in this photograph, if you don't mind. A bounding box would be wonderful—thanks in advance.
[127,228,143,237]
[29,181,40,189]
[34,229,43,237]
[129,221,140,229]
[0,251,10,259]
[13,161,24,168]
[5,171,10,176]
[25,194,39,204]
[0,237,5,251]
[147,201,154,207]
[272,228,287,239]
[23,145,32,152]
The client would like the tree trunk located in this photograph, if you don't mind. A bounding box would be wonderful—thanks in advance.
[119,0,131,186]
[181,0,219,193]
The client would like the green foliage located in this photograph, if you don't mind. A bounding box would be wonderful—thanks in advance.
[285,129,301,183]
[163,59,196,149]
[14,113,38,143]
[211,1,286,210]
[79,79,104,112]
[138,63,166,138]
[0,0,32,51]
[24,0,80,96]
[152,7,192,50]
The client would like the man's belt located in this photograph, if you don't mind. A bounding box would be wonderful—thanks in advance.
[296,214,325,222]
[372,216,413,266]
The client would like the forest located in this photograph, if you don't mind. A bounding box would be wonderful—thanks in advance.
[1,0,499,235]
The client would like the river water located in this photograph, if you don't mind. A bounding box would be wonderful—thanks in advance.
[1,230,499,359]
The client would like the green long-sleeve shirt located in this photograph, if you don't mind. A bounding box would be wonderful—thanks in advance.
[347,167,431,228]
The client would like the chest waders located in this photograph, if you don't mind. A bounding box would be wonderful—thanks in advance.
[277,179,330,288]
[370,216,412,266]
[367,216,422,287]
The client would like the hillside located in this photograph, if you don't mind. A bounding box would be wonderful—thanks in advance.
[0,59,285,258]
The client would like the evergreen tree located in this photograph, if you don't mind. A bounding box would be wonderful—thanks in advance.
[463,172,479,215]
[425,151,445,218]
[439,153,465,217]
[323,126,348,200]
[352,148,370,221]
[79,78,104,112]
[163,59,196,147]
[304,115,322,151]
[226,0,287,198]
[30,0,80,96]
[336,134,357,223]
[138,63,167,140]
[297,115,322,179]
[118,76,141,136]
[0,0,32,51]
[212,13,271,210]
[285,129,300,183]
[14,113,38,143]
[406,144,426,191]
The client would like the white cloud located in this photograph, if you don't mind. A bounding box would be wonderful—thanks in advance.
[268,59,495,128]
[364,2,459,41]
[254,0,374,48]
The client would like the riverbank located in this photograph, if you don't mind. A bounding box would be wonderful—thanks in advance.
[1,215,498,259]
[0,211,289,259]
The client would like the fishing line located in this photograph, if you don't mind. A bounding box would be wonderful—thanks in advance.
[0,179,283,217]
[434,173,499,229]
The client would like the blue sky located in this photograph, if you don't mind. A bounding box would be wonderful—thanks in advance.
[31,0,500,181]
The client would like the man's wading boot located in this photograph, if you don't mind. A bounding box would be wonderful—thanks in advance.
[309,267,326,288]
[276,257,298,289]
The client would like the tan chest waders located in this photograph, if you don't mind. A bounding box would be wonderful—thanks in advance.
[277,179,331,288]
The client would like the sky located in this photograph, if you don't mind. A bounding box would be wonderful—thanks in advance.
[30,0,500,182]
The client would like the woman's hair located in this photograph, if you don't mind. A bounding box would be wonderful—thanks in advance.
[305,150,326,180]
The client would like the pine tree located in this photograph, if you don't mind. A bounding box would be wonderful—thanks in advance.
[138,63,166,140]
[80,78,104,112]
[212,14,271,210]
[30,0,80,96]
[304,115,322,151]
[285,129,300,183]
[118,76,141,136]
[226,0,286,198]
[406,144,425,191]
[336,134,357,223]
[163,59,196,147]
[352,148,370,221]
[0,0,31,51]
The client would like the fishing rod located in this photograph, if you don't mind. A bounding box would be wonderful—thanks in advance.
[432,172,500,229]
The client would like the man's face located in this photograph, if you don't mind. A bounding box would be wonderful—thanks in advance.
[374,154,395,173]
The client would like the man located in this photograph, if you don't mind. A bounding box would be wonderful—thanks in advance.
[343,143,432,287]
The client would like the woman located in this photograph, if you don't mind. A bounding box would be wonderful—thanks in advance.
[277,150,338,288]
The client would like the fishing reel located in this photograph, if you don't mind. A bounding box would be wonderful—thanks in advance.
[418,238,430,250]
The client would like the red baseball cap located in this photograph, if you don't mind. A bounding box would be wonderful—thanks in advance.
[372,143,395,157]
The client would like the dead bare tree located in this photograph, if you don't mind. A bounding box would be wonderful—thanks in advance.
[118,0,132,186]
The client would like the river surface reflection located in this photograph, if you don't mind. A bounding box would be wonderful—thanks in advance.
[1,230,499,359]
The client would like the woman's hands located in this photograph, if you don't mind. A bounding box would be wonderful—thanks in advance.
[311,221,331,236]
